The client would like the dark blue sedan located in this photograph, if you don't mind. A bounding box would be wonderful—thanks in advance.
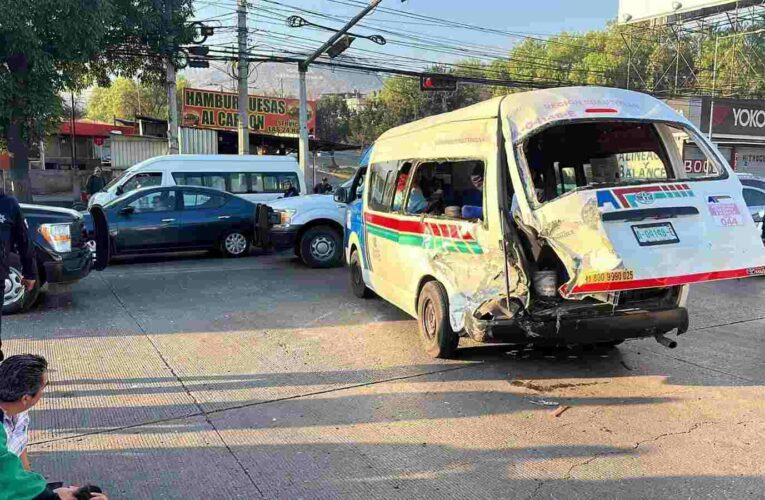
[89,186,263,259]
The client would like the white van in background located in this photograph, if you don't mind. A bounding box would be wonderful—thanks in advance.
[88,155,305,207]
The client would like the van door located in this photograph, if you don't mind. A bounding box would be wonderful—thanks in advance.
[362,160,406,300]
[506,119,765,297]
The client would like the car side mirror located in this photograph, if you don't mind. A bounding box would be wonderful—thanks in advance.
[756,209,765,223]
[334,187,349,204]
[116,186,124,196]
[119,206,135,216]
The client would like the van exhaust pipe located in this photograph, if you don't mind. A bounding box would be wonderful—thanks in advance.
[655,334,677,349]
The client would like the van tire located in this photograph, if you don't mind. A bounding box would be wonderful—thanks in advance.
[3,254,41,315]
[349,250,371,298]
[300,226,342,268]
[417,281,458,359]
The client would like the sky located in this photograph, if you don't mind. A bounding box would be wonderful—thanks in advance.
[193,0,619,68]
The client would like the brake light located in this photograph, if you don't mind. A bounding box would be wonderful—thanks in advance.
[585,108,618,113]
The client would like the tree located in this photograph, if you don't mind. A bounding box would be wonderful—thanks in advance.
[86,76,189,122]
[0,0,194,201]
[316,95,351,143]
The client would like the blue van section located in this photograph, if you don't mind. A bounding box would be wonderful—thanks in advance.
[347,198,368,269]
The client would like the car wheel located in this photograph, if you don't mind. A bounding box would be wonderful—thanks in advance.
[349,250,371,298]
[221,231,251,258]
[3,255,40,315]
[300,225,342,268]
[417,281,459,359]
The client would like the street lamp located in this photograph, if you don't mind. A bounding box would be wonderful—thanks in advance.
[296,0,385,174]
[708,27,765,140]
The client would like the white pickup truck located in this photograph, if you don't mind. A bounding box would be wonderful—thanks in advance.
[267,170,365,267]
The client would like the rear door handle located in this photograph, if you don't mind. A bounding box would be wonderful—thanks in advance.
[161,218,176,223]
[218,215,231,220]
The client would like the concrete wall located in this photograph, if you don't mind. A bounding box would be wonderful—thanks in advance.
[29,169,89,196]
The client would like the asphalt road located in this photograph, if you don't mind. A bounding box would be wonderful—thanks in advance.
[5,252,765,499]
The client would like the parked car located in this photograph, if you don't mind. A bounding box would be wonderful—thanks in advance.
[266,171,366,268]
[85,185,270,259]
[6,204,108,315]
[88,154,305,208]
[738,173,765,240]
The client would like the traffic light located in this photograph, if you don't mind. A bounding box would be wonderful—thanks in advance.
[420,75,457,91]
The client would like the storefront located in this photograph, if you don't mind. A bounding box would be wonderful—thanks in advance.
[700,97,765,177]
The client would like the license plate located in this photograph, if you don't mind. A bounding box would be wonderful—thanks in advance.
[632,222,679,246]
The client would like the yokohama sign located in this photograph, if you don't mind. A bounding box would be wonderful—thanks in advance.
[701,97,765,137]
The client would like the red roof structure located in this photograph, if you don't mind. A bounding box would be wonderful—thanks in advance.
[59,120,135,137]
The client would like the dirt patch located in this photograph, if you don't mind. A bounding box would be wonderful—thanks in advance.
[509,379,607,392]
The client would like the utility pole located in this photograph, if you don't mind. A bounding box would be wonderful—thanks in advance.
[70,93,76,169]
[298,0,383,175]
[237,0,250,155]
[164,0,179,154]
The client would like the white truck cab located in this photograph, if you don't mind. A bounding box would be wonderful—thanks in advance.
[267,173,365,267]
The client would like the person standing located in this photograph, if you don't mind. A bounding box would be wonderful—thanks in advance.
[313,177,332,194]
[84,168,106,199]
[0,193,36,361]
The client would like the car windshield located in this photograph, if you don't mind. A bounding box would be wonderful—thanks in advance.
[517,121,727,205]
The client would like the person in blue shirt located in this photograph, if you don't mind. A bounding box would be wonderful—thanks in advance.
[461,164,484,219]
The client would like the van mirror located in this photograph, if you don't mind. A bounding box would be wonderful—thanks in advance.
[334,187,349,204]
[756,209,765,223]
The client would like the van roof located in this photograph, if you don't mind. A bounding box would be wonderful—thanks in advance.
[126,154,299,172]
[377,86,691,143]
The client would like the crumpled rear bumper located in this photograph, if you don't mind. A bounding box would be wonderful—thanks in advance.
[465,306,689,345]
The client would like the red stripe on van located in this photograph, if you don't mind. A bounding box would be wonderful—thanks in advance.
[364,212,475,241]
[563,268,753,295]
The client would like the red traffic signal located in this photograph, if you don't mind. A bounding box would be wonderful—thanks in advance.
[420,75,457,91]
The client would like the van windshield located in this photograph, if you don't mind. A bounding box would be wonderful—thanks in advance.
[518,121,727,205]
[104,170,129,191]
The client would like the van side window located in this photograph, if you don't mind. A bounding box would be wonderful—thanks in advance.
[368,161,399,212]
[261,173,300,193]
[174,172,299,194]
[401,160,485,220]
[391,162,413,212]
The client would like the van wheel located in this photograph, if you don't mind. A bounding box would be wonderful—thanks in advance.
[3,255,40,315]
[300,226,342,268]
[349,250,371,298]
[221,231,251,257]
[417,281,459,359]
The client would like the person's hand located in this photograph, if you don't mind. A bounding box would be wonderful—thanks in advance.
[21,279,35,291]
[53,487,78,500]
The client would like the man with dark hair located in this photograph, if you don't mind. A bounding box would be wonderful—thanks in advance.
[313,177,332,194]
[0,355,107,500]
[0,192,37,361]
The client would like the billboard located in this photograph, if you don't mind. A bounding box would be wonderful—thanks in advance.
[182,88,316,137]
[700,97,765,138]
[618,0,755,24]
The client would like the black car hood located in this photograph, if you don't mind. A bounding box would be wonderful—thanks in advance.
[20,203,82,223]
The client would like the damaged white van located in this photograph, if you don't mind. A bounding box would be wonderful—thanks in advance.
[343,86,765,358]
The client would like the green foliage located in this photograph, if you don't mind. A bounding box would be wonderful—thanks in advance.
[317,95,351,143]
[0,0,195,142]
[86,76,189,122]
